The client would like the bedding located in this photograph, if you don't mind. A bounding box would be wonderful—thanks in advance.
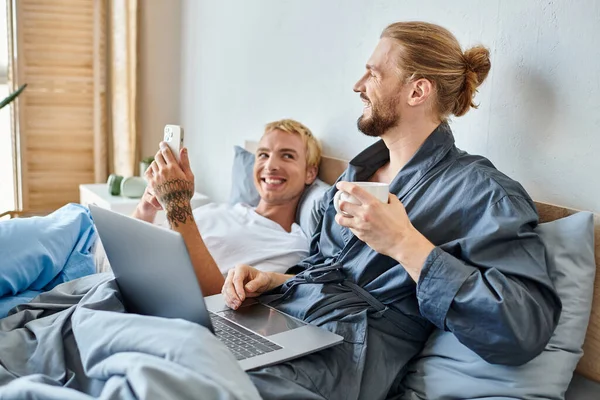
[0,203,97,317]
[400,211,596,400]
[0,273,261,400]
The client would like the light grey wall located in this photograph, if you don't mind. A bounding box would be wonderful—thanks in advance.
[180,0,600,212]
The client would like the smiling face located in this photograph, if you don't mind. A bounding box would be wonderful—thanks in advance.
[353,37,412,137]
[253,129,317,206]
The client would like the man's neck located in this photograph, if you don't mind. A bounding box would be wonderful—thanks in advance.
[380,117,441,179]
[254,199,299,233]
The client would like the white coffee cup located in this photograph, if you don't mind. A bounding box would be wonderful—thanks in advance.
[334,182,390,214]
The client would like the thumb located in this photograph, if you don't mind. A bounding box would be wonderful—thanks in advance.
[245,274,268,293]
[179,148,192,174]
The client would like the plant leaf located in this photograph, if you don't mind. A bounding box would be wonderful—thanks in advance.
[0,83,27,109]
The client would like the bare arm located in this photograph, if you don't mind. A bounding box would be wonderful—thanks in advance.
[148,143,225,296]
[166,201,225,296]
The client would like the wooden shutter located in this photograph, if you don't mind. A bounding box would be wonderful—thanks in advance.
[10,0,107,212]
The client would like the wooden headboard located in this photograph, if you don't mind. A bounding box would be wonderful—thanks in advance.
[245,140,600,382]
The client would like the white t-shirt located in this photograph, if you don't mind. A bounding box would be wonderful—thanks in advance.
[94,203,309,275]
[189,203,309,274]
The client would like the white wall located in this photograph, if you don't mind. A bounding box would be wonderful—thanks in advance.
[139,0,182,163]
[180,0,600,213]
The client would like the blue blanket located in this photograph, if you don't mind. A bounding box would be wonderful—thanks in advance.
[0,274,261,400]
[0,203,97,317]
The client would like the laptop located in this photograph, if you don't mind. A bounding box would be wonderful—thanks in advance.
[88,204,342,371]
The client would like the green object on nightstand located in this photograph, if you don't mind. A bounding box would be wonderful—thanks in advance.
[120,176,147,198]
[107,174,124,196]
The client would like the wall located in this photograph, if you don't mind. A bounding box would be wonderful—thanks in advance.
[139,0,182,164]
[178,0,600,213]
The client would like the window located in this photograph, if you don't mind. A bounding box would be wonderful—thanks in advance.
[0,0,14,212]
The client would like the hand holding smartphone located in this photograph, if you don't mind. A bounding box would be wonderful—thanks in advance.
[163,124,185,162]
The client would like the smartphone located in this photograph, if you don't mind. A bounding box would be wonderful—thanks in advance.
[163,124,185,162]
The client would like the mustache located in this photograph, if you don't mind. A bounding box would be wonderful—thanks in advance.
[360,94,370,102]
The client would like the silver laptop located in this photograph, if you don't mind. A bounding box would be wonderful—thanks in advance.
[89,204,342,371]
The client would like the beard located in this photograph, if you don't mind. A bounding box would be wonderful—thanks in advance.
[357,95,400,137]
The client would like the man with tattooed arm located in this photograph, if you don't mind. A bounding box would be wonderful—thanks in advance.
[132,119,322,297]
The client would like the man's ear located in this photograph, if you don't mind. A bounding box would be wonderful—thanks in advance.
[408,78,433,107]
[305,165,318,185]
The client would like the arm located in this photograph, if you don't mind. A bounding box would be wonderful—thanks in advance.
[166,203,225,296]
[414,196,561,365]
[148,143,225,296]
[336,182,561,366]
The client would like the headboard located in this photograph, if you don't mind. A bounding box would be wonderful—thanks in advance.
[245,140,600,382]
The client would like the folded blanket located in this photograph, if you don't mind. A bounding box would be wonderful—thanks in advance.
[0,203,97,316]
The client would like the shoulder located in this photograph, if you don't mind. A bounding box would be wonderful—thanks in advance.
[420,148,539,225]
[448,149,533,203]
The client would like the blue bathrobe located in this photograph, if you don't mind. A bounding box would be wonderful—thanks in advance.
[249,123,561,400]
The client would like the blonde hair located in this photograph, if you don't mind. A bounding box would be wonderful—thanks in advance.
[263,119,322,169]
[381,21,491,119]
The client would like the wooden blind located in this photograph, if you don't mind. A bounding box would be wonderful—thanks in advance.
[11,0,107,212]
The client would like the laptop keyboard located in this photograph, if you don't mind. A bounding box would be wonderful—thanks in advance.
[210,312,282,360]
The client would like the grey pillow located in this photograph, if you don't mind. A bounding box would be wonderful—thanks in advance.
[230,145,261,207]
[229,145,330,237]
[400,211,596,400]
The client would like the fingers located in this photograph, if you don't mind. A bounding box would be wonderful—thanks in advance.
[337,199,360,217]
[222,265,255,309]
[336,181,373,204]
[159,141,177,164]
[154,148,167,168]
[222,269,242,309]
[149,196,162,210]
[151,161,159,176]
[179,148,192,175]
[233,268,247,303]
[144,165,153,181]
[244,273,270,297]
[141,186,162,210]
[335,212,356,229]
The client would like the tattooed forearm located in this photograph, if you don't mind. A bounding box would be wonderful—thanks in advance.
[165,202,193,227]
[154,179,194,228]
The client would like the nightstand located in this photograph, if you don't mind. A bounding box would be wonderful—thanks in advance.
[79,183,211,225]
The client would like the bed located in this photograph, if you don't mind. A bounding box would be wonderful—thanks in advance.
[1,141,599,399]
